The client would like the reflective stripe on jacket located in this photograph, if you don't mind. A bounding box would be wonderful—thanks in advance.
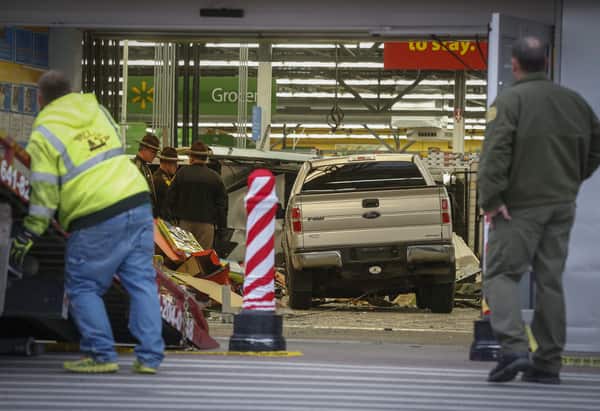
[24,93,149,235]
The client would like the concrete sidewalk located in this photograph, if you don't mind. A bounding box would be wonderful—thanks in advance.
[1,341,599,411]
[209,306,479,345]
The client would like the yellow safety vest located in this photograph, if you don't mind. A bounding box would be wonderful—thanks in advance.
[24,93,149,235]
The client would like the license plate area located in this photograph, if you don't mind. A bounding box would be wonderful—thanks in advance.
[351,246,401,261]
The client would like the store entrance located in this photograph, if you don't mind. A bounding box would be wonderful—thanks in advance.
[81,33,494,260]
[82,34,490,157]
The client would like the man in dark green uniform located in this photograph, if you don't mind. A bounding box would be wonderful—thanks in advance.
[152,146,178,221]
[479,37,600,384]
[134,133,160,214]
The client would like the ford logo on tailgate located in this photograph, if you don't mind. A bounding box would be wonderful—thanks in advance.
[362,211,380,219]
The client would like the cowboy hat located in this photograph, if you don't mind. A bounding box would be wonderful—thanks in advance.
[138,133,160,151]
[187,141,213,157]
[158,146,178,161]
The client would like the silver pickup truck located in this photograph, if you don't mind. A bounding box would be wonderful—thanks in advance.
[282,153,456,313]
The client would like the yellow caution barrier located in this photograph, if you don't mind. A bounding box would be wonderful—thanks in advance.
[526,325,600,368]
[44,343,302,357]
[165,350,303,357]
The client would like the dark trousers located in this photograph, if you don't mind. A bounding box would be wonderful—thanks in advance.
[179,220,215,250]
[484,202,576,373]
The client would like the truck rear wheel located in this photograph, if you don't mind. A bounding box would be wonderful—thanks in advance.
[285,254,313,310]
[429,283,455,314]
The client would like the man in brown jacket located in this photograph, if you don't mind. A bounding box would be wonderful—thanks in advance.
[479,36,600,384]
[167,141,227,249]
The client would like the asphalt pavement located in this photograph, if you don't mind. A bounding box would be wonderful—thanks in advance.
[1,338,599,411]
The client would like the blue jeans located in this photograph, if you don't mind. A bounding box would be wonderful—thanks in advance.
[65,203,164,367]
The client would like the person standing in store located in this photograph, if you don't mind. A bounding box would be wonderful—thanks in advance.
[9,70,164,373]
[479,36,600,384]
[152,146,178,221]
[167,140,227,249]
[134,133,160,213]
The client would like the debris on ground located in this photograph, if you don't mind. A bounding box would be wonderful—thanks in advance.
[454,233,482,283]
[274,233,483,311]
[153,218,243,312]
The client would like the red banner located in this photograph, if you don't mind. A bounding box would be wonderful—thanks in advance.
[0,136,31,203]
[384,40,488,71]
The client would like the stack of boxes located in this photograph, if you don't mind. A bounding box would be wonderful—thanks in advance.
[422,150,483,255]
[468,160,480,251]
[423,149,480,169]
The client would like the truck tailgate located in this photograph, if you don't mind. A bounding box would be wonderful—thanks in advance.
[297,187,444,249]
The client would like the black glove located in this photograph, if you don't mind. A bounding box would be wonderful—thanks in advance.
[215,227,228,241]
[214,228,236,257]
[10,228,35,271]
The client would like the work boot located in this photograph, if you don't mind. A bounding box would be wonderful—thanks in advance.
[487,352,530,382]
[133,359,158,375]
[63,357,119,373]
[522,367,561,384]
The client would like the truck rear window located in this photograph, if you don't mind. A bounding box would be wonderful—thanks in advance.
[302,161,427,192]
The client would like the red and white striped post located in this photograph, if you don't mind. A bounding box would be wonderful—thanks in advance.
[242,169,277,311]
[229,169,286,351]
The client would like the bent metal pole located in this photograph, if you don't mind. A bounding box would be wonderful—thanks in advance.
[229,169,286,351]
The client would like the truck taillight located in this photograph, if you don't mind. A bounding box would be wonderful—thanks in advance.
[291,207,302,233]
[441,199,451,224]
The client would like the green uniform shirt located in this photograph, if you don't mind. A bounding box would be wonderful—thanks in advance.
[478,73,600,211]
[24,93,149,235]
[152,167,173,220]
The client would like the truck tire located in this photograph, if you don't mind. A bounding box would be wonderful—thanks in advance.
[415,288,431,309]
[285,254,313,310]
[429,283,455,314]
[289,288,312,310]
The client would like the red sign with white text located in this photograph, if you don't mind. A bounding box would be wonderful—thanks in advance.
[384,40,488,71]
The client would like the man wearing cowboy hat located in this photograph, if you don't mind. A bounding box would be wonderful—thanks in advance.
[167,141,227,250]
[152,146,178,221]
[134,133,160,214]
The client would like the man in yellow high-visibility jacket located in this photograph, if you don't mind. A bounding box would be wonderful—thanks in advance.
[10,71,164,374]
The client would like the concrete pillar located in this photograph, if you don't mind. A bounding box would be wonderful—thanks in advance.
[256,41,272,150]
[48,28,83,91]
[452,71,466,154]
[559,0,600,353]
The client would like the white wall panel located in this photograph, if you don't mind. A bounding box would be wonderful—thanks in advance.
[48,29,83,91]
[560,0,600,353]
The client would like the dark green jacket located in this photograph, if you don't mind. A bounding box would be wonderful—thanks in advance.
[478,73,600,211]
[133,154,157,215]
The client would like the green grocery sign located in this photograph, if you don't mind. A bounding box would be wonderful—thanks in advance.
[127,76,276,116]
